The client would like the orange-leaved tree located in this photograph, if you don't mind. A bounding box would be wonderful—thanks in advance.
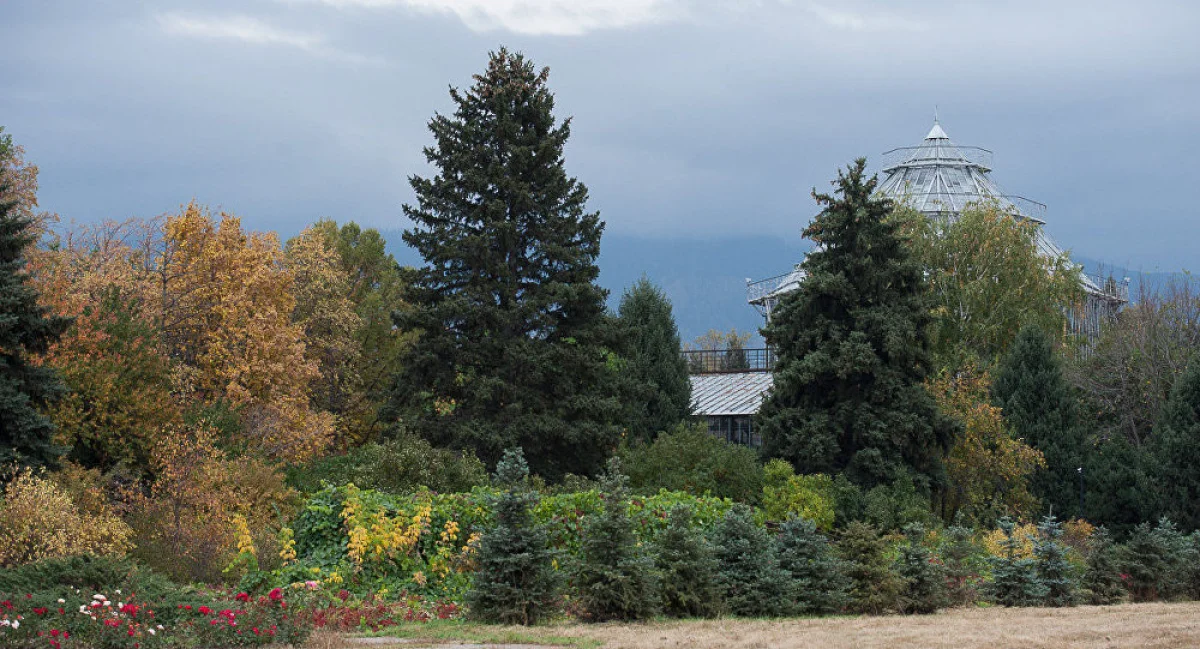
[158,202,333,463]
[930,365,1045,526]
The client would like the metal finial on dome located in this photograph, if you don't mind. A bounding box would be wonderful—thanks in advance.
[926,121,949,140]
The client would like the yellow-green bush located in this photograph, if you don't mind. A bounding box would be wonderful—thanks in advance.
[0,467,133,567]
[760,459,836,530]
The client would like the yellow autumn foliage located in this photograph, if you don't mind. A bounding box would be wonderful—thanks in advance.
[0,467,133,567]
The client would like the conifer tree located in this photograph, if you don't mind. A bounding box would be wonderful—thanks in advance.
[1080,526,1126,605]
[776,514,849,614]
[467,448,559,624]
[993,325,1087,519]
[573,457,659,621]
[836,521,904,614]
[389,48,619,479]
[986,517,1047,607]
[757,159,955,490]
[1033,514,1076,607]
[0,171,71,471]
[616,278,691,440]
[1153,360,1200,531]
[939,521,983,606]
[711,504,791,617]
[654,504,721,618]
[895,523,946,614]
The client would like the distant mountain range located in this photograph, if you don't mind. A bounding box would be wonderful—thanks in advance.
[381,229,1181,346]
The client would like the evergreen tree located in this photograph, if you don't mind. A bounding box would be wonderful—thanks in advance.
[986,517,1047,607]
[467,448,559,624]
[573,457,659,621]
[616,277,691,440]
[895,523,946,614]
[0,171,71,471]
[992,325,1087,519]
[939,521,983,606]
[388,48,619,479]
[1033,514,1076,607]
[1084,435,1159,536]
[776,514,849,615]
[710,504,791,617]
[757,159,955,490]
[1080,527,1127,605]
[654,504,721,618]
[836,521,904,614]
[1153,360,1200,531]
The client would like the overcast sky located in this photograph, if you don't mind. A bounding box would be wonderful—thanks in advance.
[3,1,1198,271]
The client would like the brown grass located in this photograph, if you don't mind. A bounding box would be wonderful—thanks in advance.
[314,602,1200,649]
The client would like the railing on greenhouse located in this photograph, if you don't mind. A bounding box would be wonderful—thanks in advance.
[682,348,775,374]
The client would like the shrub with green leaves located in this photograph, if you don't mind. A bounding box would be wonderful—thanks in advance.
[573,458,660,622]
[655,504,721,618]
[761,460,836,530]
[776,514,849,614]
[620,423,764,503]
[1080,526,1127,605]
[467,448,559,625]
[862,474,936,532]
[286,434,488,495]
[837,521,903,614]
[895,523,945,614]
[1033,515,1076,607]
[986,517,1046,607]
[711,504,791,617]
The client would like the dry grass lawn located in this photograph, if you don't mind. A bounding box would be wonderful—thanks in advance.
[315,602,1200,649]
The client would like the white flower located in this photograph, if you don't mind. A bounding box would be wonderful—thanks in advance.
[157,625,164,630]
[117,603,124,609]
[115,589,121,595]
[93,594,106,602]
[10,621,16,630]
[148,628,156,636]
[57,599,65,604]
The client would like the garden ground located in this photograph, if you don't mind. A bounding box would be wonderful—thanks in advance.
[310,601,1200,649]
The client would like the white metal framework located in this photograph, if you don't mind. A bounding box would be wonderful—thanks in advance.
[747,120,1128,339]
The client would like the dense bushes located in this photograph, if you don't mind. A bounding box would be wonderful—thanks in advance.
[0,468,132,568]
[285,433,488,495]
[620,423,763,503]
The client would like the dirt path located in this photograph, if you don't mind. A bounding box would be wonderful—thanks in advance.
[320,601,1200,649]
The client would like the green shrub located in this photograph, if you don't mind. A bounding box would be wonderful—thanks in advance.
[620,423,763,503]
[0,555,183,604]
[837,521,903,614]
[286,434,488,495]
[986,517,1046,607]
[711,504,791,617]
[1033,515,1077,607]
[776,514,849,614]
[761,460,836,530]
[655,504,721,618]
[895,523,945,614]
[831,474,865,527]
[467,448,560,625]
[862,474,936,532]
[573,458,659,622]
[1080,527,1127,605]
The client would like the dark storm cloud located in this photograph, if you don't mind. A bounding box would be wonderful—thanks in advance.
[1,1,1197,269]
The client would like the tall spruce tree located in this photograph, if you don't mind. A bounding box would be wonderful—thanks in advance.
[616,278,691,440]
[993,325,1087,519]
[0,170,71,471]
[1153,361,1200,531]
[388,49,619,478]
[757,159,954,490]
